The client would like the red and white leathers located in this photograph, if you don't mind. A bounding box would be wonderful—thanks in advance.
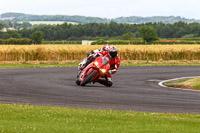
[80,45,112,70]
[93,51,120,86]
[93,48,103,53]
[87,45,112,56]
[94,50,120,74]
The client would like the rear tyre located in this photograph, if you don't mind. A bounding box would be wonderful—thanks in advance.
[80,71,97,86]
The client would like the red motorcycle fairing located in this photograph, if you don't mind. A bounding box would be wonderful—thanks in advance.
[79,56,110,83]
[79,62,97,82]
[94,56,110,78]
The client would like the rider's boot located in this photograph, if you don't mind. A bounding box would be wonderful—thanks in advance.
[95,78,113,87]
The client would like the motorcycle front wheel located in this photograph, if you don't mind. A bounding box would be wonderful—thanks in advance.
[80,70,97,86]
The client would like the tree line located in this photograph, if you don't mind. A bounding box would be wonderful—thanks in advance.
[1,21,200,41]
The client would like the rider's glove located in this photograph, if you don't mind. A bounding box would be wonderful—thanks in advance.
[108,70,112,75]
[87,51,94,57]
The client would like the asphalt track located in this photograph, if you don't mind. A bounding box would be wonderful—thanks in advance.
[1,66,200,114]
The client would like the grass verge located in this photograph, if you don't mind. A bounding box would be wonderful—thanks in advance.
[0,104,200,133]
[164,77,200,90]
[0,63,78,68]
[1,60,200,68]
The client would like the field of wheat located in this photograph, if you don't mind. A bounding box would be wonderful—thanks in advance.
[1,45,200,62]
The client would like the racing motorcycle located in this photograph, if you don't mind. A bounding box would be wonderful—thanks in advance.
[76,55,110,86]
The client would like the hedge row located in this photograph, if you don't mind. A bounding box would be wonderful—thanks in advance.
[91,40,200,45]
[0,39,82,45]
[1,38,200,45]
[0,38,32,45]
[42,41,82,44]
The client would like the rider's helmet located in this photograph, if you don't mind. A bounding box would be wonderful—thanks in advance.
[103,44,111,51]
[109,46,118,59]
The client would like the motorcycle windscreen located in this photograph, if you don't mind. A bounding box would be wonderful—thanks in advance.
[102,56,110,65]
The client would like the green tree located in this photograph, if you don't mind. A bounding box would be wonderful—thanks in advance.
[0,23,4,30]
[139,26,158,43]
[1,30,21,39]
[31,31,44,44]
[96,39,107,44]
[121,32,135,40]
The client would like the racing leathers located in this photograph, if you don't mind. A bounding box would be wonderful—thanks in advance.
[87,49,103,57]
[79,45,112,70]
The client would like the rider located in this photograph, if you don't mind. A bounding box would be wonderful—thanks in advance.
[79,44,111,70]
[91,46,120,87]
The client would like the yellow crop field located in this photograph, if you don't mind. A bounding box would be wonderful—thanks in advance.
[0,45,200,62]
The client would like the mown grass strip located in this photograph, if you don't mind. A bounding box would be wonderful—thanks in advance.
[1,61,200,68]
[0,104,200,133]
[164,77,200,90]
[0,63,78,68]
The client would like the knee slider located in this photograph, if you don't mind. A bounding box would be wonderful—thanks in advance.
[106,81,113,87]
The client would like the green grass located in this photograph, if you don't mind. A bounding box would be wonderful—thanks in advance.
[121,62,200,66]
[1,62,200,68]
[165,77,200,90]
[0,63,78,68]
[0,104,200,133]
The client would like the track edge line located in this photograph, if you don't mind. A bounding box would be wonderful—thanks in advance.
[158,76,200,92]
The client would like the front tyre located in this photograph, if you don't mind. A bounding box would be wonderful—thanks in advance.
[76,79,80,85]
[80,71,97,86]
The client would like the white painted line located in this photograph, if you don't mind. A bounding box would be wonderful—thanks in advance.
[148,79,162,82]
[158,76,200,92]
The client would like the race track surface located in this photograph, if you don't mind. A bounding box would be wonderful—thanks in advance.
[1,66,200,113]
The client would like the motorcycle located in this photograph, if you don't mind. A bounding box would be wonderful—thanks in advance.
[76,55,110,86]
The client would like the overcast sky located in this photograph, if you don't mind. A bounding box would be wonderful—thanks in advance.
[0,0,200,19]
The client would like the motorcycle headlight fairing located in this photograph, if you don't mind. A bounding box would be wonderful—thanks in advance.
[101,69,106,73]
[94,61,106,73]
